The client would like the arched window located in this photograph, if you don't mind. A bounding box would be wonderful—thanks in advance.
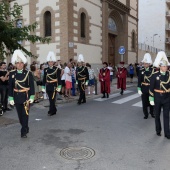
[108,18,117,32]
[81,12,86,38]
[132,31,135,49]
[44,11,51,37]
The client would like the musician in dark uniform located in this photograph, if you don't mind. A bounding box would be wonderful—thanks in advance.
[9,50,35,138]
[76,54,89,105]
[149,51,170,139]
[42,51,61,116]
[138,53,155,119]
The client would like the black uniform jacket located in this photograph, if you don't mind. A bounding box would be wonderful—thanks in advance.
[9,70,35,104]
[138,67,155,93]
[42,66,61,92]
[76,66,89,82]
[149,71,170,99]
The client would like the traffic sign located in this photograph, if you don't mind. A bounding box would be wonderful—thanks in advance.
[119,46,125,55]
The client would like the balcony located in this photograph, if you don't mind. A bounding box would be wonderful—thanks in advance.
[166,25,170,31]
[167,0,170,8]
[166,11,170,20]
[165,37,170,44]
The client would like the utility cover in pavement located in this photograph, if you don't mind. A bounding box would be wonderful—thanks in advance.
[0,117,18,127]
[60,147,95,160]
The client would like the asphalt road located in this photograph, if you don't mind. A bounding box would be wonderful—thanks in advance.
[0,87,170,170]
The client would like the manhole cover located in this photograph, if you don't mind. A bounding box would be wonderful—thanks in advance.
[60,147,95,160]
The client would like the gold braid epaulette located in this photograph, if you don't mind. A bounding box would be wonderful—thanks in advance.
[152,71,159,74]
[10,69,16,73]
[47,67,58,81]
[144,68,155,82]
[149,90,154,97]
[15,71,30,89]
[78,66,86,78]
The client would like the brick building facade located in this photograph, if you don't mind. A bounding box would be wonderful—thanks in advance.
[10,0,138,66]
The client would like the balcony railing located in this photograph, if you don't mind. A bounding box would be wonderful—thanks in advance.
[166,24,170,30]
[138,43,162,53]
[165,37,170,44]
[166,11,170,15]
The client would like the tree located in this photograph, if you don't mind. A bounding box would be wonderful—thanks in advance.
[0,1,51,60]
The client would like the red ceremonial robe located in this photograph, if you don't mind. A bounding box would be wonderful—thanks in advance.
[99,68,110,93]
[116,67,127,90]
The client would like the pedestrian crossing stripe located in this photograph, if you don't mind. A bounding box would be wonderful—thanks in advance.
[94,90,133,102]
[112,93,139,104]
[132,101,142,107]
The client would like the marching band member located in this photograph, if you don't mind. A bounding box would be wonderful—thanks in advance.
[9,50,35,138]
[149,51,170,139]
[76,54,89,105]
[138,53,155,119]
[42,51,61,116]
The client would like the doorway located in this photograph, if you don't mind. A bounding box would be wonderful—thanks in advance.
[108,33,116,66]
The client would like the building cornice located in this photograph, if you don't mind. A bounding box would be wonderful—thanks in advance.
[102,0,131,14]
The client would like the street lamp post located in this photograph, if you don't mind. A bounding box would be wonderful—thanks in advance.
[153,34,158,47]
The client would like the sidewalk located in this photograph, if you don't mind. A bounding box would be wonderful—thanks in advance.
[40,77,138,106]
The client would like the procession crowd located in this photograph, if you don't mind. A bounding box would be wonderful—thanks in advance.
[1,49,170,140]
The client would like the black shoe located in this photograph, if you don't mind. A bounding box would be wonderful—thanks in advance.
[5,108,11,111]
[144,116,148,119]
[77,102,81,105]
[49,112,56,116]
[82,101,86,103]
[57,98,62,100]
[107,94,109,98]
[150,114,155,118]
[26,127,29,134]
[21,134,27,138]
[164,134,170,139]
[0,110,3,116]
[157,132,161,136]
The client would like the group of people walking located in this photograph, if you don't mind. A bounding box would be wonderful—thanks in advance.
[1,48,170,140]
[6,50,90,138]
[137,51,170,139]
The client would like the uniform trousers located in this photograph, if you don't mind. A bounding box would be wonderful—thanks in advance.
[47,91,57,114]
[15,103,29,136]
[78,81,86,103]
[154,94,170,136]
[141,93,154,116]
[0,85,9,110]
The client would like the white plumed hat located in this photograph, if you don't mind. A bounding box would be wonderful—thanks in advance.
[78,54,84,62]
[141,53,152,64]
[11,50,27,65]
[153,51,170,67]
[46,51,56,62]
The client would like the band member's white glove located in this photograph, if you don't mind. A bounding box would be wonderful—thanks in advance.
[56,85,61,92]
[42,89,46,93]
[85,81,88,86]
[29,99,34,104]
[76,81,78,85]
[150,101,155,106]
[138,90,142,95]
[10,100,14,106]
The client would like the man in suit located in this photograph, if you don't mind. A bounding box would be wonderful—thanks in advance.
[9,50,35,138]
[42,51,61,116]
